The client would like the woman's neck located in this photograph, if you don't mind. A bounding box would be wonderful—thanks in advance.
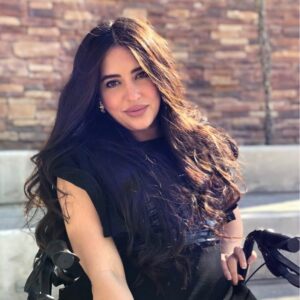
[131,119,162,142]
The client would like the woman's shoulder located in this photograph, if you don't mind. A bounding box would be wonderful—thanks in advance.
[50,139,105,196]
[51,141,115,237]
[52,143,87,171]
[52,135,107,169]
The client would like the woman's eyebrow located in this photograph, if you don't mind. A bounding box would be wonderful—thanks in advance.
[100,66,142,82]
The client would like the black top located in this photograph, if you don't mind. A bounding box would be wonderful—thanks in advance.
[52,136,256,300]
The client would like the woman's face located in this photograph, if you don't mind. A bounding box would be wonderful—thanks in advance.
[99,45,161,141]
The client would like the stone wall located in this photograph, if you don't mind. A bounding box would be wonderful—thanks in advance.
[0,0,298,149]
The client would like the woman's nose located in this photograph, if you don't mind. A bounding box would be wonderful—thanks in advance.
[124,82,141,101]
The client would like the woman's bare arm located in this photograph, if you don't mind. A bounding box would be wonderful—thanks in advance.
[56,177,134,300]
[220,207,244,254]
[220,207,256,285]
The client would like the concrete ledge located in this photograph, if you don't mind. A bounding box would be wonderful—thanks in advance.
[0,150,35,205]
[239,145,299,193]
[0,145,299,204]
[0,229,38,299]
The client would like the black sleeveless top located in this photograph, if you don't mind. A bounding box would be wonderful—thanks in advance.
[52,136,256,300]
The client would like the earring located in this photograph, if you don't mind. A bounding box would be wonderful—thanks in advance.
[99,100,105,113]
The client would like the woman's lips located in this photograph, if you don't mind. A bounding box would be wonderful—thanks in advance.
[124,105,148,117]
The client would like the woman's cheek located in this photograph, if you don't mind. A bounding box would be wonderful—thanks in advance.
[102,90,122,110]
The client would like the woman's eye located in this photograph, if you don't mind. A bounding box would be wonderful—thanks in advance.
[106,80,119,88]
[136,71,149,79]
[105,72,148,88]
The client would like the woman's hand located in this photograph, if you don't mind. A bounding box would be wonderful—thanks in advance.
[221,247,257,285]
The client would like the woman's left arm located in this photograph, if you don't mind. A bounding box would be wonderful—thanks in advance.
[220,207,257,285]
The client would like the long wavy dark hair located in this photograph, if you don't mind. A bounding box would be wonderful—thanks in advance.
[24,17,246,296]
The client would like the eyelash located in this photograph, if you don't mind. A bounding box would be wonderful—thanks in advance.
[105,71,149,88]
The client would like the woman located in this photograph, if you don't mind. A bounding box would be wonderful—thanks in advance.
[25,17,256,300]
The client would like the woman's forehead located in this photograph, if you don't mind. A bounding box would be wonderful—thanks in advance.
[100,46,140,74]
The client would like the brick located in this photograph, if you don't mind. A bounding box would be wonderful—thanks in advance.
[227,10,258,23]
[122,8,148,20]
[282,27,299,38]
[13,119,40,126]
[231,118,262,126]
[29,8,54,18]
[217,102,251,112]
[0,84,24,94]
[29,1,53,9]
[272,51,299,59]
[218,25,243,32]
[173,52,188,59]
[64,10,93,21]
[19,131,48,141]
[0,16,20,26]
[13,42,60,58]
[166,23,176,30]
[36,110,56,125]
[215,51,247,59]
[22,16,54,27]
[209,112,221,119]
[245,45,260,53]
[193,3,203,9]
[221,111,249,117]
[168,9,190,18]
[0,32,26,43]
[272,90,297,99]
[28,64,53,72]
[28,27,60,36]
[211,31,242,39]
[25,90,52,99]
[249,111,278,117]
[220,38,248,45]
[8,100,36,119]
[278,110,299,118]
[281,129,300,137]
[0,131,18,141]
[29,72,61,80]
[272,38,299,49]
[210,76,238,86]
[0,59,28,76]
[0,2,23,17]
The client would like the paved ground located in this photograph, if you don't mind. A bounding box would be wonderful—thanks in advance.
[248,278,299,300]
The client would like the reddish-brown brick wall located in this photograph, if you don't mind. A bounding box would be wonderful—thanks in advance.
[0,0,299,149]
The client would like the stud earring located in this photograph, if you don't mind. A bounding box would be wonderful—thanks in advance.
[99,100,106,113]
